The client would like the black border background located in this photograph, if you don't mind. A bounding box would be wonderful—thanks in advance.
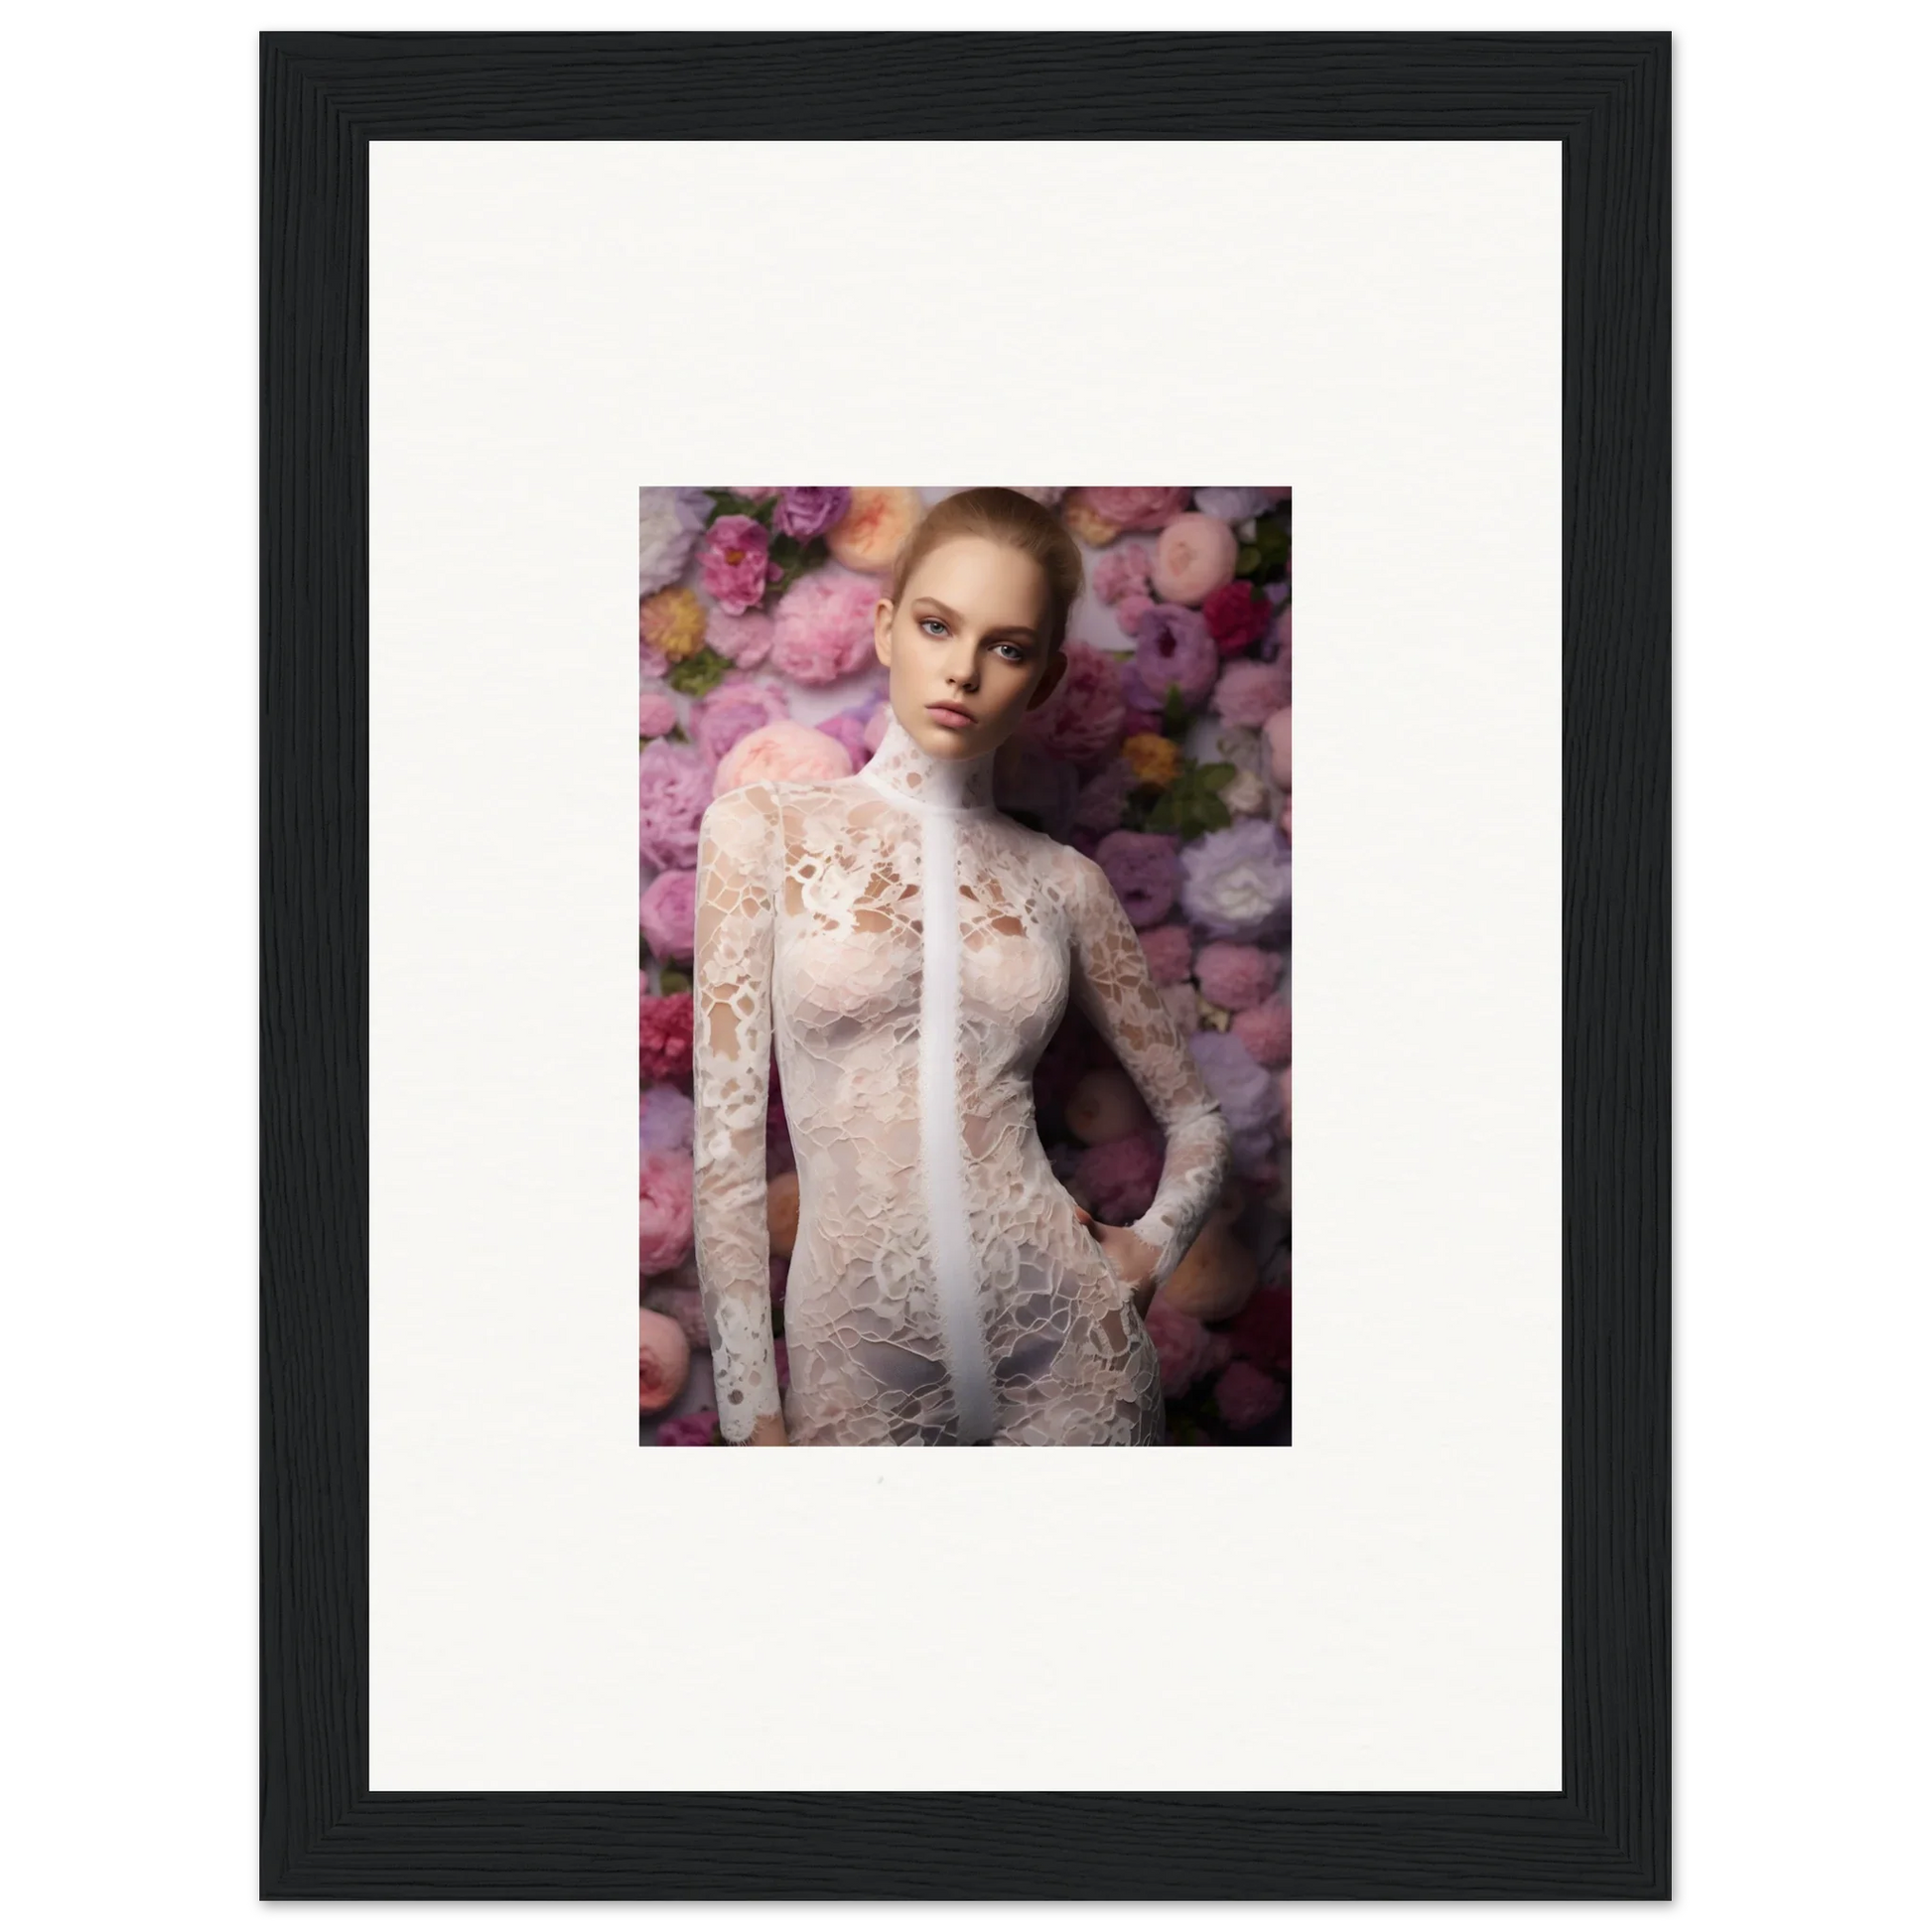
[261,30,1669,1900]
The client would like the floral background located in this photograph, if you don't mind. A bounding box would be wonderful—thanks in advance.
[639,486,1292,1446]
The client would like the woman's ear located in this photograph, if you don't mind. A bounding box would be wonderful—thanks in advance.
[873,598,895,668]
[1026,646,1070,711]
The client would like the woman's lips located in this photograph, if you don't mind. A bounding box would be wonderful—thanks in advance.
[925,702,977,729]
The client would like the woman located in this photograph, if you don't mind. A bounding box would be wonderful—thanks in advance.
[691,487,1232,1445]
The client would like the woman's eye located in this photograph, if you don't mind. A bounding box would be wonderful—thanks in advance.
[997,642,1027,663]
[919,618,947,638]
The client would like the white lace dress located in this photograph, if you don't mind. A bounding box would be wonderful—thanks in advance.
[690,710,1233,1446]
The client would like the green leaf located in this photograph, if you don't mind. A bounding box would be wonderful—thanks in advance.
[707,488,775,525]
[657,966,692,995]
[1160,684,1190,735]
[666,646,732,698]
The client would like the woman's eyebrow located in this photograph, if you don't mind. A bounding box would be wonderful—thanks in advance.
[911,595,1037,641]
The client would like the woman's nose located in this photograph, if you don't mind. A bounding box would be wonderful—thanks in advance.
[944,635,979,687]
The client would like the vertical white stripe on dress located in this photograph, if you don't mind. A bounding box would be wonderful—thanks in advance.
[917,805,997,1442]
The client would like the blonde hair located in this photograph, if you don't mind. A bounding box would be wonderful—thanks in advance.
[887,487,1085,655]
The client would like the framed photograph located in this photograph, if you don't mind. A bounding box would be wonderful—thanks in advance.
[263,29,1668,1899]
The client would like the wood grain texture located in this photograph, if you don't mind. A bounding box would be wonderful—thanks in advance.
[261,30,1668,1900]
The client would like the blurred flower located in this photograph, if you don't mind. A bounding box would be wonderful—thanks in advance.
[1095,829,1181,926]
[1191,487,1277,523]
[1073,486,1189,532]
[639,990,694,1086]
[1212,1358,1285,1431]
[1194,941,1277,1012]
[1179,818,1292,943]
[1133,603,1219,708]
[638,1153,695,1278]
[1016,638,1127,767]
[1201,579,1274,656]
[1137,923,1195,986]
[638,487,711,597]
[770,564,885,684]
[1230,999,1292,1069]
[640,584,709,664]
[639,867,697,963]
[699,514,779,615]
[638,1308,693,1415]
[1151,512,1238,606]
[1144,1296,1213,1397]
[690,673,792,764]
[714,718,854,791]
[1121,732,1181,787]
[638,690,679,739]
[638,739,715,869]
[1212,657,1293,729]
[707,607,774,669]
[826,485,923,573]
[654,1408,722,1447]
[772,486,852,541]
[639,1082,695,1153]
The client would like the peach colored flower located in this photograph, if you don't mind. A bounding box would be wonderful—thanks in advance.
[638,1307,692,1415]
[714,719,855,792]
[826,485,924,573]
[1263,707,1292,786]
[640,584,709,663]
[1151,512,1238,606]
[1121,732,1180,788]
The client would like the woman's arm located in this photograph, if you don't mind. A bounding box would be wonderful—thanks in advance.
[691,783,786,1445]
[1067,848,1233,1296]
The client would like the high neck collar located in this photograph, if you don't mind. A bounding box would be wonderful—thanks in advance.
[859,707,1000,814]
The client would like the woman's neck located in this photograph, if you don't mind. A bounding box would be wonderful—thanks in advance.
[859,706,1000,813]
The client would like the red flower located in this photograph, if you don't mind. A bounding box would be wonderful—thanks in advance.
[639,991,694,1085]
[1225,1282,1293,1376]
[1201,580,1273,656]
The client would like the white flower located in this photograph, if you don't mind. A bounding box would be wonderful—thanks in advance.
[639,487,711,597]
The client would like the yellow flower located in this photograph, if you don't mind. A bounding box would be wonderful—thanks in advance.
[640,585,708,664]
[1122,731,1180,787]
[1060,494,1123,547]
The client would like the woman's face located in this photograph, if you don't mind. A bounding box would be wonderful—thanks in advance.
[874,535,1070,761]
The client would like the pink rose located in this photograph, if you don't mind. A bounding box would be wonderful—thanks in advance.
[707,608,774,669]
[1151,512,1238,606]
[638,1308,693,1415]
[1137,923,1195,986]
[639,868,697,964]
[1016,639,1127,769]
[1212,1358,1285,1432]
[637,1151,696,1278]
[638,690,679,738]
[769,564,887,684]
[1211,659,1293,730]
[1075,487,1189,532]
[1230,999,1292,1069]
[1194,941,1278,1012]
[699,514,779,615]
[1144,1296,1213,1397]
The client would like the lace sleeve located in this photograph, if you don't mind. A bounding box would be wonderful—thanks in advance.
[691,782,783,1443]
[1067,849,1233,1291]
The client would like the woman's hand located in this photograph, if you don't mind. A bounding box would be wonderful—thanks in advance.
[1072,1205,1162,1318]
[744,1409,789,1447]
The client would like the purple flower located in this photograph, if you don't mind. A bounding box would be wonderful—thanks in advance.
[1132,603,1219,709]
[1094,829,1180,927]
[639,1082,695,1153]
[700,514,779,616]
[772,487,852,541]
[1179,818,1293,943]
[1187,1030,1278,1138]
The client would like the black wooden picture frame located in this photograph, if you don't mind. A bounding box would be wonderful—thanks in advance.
[261,29,1669,1900]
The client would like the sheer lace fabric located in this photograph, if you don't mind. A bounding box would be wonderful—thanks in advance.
[690,710,1233,1446]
